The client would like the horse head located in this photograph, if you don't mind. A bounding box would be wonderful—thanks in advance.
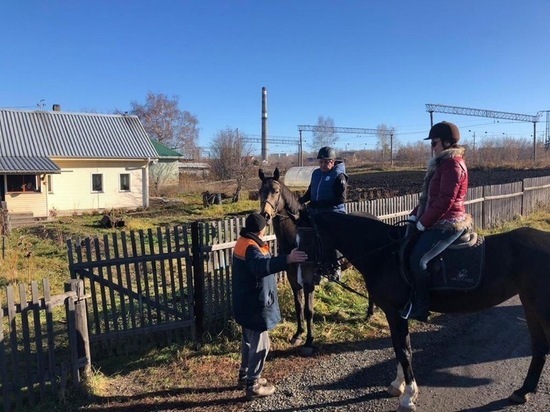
[258,167,300,224]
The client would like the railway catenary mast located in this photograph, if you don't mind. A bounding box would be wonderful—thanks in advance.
[261,87,268,162]
[426,103,542,162]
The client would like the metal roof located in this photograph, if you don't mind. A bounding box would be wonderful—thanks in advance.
[150,140,183,158]
[0,156,60,174]
[0,109,158,171]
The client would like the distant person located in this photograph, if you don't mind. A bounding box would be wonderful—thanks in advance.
[232,212,308,400]
[401,121,472,322]
[299,146,348,280]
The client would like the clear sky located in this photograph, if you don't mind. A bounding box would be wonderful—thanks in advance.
[2,1,549,154]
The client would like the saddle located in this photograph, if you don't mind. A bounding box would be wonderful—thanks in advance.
[399,229,485,291]
[296,226,351,271]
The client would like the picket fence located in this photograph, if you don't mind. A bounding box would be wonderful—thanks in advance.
[3,175,550,408]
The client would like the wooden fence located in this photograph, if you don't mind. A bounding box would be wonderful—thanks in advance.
[6,175,550,407]
[0,279,90,412]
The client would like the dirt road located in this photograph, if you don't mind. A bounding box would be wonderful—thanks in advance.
[248,296,550,412]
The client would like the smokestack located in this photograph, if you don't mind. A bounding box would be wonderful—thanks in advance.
[261,87,268,162]
[52,104,61,111]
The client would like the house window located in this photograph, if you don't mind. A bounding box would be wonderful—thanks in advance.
[47,175,54,193]
[120,173,130,191]
[6,175,38,192]
[91,174,103,192]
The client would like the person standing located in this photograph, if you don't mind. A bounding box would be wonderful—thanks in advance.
[400,121,472,322]
[232,212,308,400]
[299,146,348,279]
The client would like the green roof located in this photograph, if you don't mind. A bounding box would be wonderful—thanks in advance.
[151,140,183,158]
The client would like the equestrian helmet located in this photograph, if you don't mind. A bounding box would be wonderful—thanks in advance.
[425,121,460,146]
[317,146,336,159]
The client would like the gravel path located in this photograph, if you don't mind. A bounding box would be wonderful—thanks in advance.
[243,296,550,412]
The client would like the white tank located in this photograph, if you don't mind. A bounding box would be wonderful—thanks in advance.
[283,166,318,188]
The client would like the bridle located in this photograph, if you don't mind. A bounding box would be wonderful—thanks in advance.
[260,180,288,220]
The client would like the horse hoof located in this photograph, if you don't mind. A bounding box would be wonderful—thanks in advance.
[290,336,303,346]
[300,345,314,356]
[509,391,528,404]
[386,385,403,397]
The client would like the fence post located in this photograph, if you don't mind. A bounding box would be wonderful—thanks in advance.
[64,280,91,380]
[191,221,205,344]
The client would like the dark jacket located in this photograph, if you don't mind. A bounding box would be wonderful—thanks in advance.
[412,147,471,231]
[232,233,288,331]
[299,161,347,213]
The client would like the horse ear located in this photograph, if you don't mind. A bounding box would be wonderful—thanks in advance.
[259,169,265,181]
[274,168,280,181]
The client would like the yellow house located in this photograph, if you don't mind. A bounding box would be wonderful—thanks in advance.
[0,107,158,218]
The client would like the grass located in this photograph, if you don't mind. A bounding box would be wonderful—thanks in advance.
[5,193,550,411]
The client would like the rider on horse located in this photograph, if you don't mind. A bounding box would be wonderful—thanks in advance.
[299,146,348,280]
[401,121,473,322]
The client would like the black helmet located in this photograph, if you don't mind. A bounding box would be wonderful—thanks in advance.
[424,121,460,146]
[317,146,336,159]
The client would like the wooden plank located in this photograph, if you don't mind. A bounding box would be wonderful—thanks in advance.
[139,230,153,325]
[147,228,162,323]
[0,292,10,412]
[89,319,195,343]
[7,286,22,410]
[81,238,101,335]
[102,234,119,333]
[164,226,178,322]
[156,227,169,323]
[44,279,57,393]
[121,231,136,329]
[19,284,34,406]
[94,237,110,334]
[31,281,46,399]
[130,231,145,327]
[173,226,187,318]
[66,295,79,385]
[111,232,128,330]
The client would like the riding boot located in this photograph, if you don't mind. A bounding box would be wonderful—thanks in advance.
[400,271,431,322]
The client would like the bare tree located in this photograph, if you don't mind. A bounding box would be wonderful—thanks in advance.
[310,116,339,150]
[127,92,200,160]
[209,128,254,201]
[376,124,396,162]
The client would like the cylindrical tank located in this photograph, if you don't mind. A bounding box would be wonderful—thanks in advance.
[283,166,318,188]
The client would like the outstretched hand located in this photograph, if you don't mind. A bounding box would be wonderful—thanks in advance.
[287,248,308,264]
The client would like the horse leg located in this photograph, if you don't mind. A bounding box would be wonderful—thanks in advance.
[290,287,305,346]
[510,306,549,404]
[386,310,419,412]
[302,282,315,351]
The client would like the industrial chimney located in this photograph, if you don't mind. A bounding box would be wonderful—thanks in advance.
[261,87,268,162]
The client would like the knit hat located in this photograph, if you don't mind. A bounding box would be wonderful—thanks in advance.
[424,121,460,146]
[243,213,267,233]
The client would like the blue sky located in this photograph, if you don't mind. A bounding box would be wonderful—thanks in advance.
[2,1,549,154]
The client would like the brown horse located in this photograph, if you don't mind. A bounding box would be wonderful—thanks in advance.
[313,211,550,412]
[258,168,374,353]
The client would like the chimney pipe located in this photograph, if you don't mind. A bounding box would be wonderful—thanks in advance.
[52,104,61,111]
[261,87,270,163]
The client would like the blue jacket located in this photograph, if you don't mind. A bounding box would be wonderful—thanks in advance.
[300,161,347,214]
[232,234,288,331]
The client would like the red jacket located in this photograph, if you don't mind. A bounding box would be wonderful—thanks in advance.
[413,148,468,230]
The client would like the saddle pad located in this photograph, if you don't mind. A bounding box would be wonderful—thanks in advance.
[430,235,485,291]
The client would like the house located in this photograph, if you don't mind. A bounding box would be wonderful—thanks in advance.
[178,162,211,179]
[149,140,183,189]
[0,107,158,218]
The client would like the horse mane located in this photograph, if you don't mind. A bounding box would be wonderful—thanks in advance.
[278,179,302,216]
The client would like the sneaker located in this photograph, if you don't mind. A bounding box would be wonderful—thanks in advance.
[238,376,267,390]
[245,380,276,400]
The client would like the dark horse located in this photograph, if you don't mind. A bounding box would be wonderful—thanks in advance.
[258,168,374,353]
[313,211,550,412]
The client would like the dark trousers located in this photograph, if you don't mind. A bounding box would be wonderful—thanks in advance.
[239,327,270,382]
